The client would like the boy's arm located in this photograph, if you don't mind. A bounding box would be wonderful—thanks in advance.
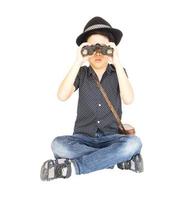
[115,63,134,105]
[108,42,134,105]
[57,62,81,101]
[57,42,91,101]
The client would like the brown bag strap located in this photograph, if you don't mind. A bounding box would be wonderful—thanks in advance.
[92,76,126,132]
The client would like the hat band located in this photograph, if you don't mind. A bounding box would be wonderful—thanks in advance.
[84,24,111,32]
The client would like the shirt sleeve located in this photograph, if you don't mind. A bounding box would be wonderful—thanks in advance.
[73,68,82,91]
[123,67,129,78]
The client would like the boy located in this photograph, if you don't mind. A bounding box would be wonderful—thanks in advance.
[40,16,143,181]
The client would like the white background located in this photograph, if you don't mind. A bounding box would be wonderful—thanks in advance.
[0,0,189,199]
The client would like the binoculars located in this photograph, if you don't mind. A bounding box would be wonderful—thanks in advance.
[81,43,114,57]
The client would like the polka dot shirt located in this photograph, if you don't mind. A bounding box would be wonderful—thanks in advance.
[73,64,128,137]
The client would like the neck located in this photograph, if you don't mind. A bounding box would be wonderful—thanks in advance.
[90,64,108,75]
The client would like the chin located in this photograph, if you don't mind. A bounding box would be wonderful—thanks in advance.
[92,62,108,68]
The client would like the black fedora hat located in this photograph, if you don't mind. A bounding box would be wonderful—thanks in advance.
[76,16,123,46]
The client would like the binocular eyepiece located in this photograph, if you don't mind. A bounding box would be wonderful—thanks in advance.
[81,43,114,57]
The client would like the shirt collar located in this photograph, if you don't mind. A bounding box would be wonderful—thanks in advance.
[87,64,116,77]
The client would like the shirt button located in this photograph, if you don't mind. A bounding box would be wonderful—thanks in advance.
[98,104,101,107]
[97,121,100,124]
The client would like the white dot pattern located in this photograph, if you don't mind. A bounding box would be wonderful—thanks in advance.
[73,64,128,137]
[84,24,111,32]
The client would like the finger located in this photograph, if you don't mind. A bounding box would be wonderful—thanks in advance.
[79,42,91,48]
[108,42,116,48]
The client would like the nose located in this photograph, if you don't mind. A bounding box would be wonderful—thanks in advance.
[94,50,101,56]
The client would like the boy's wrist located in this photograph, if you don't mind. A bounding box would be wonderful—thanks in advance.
[74,59,82,66]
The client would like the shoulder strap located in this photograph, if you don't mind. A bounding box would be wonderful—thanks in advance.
[92,76,127,133]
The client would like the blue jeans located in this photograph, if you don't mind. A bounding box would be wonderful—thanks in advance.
[51,131,142,175]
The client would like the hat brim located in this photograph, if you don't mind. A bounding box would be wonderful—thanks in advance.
[76,28,123,46]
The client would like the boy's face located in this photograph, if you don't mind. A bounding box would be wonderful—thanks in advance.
[87,34,109,69]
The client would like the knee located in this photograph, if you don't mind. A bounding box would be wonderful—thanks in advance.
[51,136,69,155]
[120,136,142,156]
[51,136,61,152]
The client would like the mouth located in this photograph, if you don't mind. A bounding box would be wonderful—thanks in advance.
[94,58,102,62]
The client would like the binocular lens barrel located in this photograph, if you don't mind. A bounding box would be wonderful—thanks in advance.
[81,44,113,57]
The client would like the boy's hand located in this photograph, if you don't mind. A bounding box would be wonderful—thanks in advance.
[106,42,120,65]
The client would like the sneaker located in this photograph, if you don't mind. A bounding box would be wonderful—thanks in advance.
[117,154,144,173]
[40,158,72,181]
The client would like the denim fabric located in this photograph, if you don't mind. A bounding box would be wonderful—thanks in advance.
[51,131,142,175]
